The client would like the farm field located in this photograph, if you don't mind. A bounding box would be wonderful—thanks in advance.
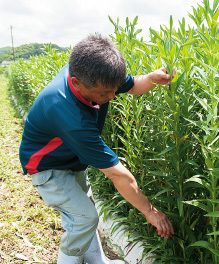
[2,0,219,263]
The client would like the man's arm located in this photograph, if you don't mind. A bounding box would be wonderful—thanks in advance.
[128,67,176,95]
[99,161,174,238]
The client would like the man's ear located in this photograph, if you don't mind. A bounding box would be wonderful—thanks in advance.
[71,77,81,91]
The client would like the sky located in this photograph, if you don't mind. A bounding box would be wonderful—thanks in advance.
[0,0,203,49]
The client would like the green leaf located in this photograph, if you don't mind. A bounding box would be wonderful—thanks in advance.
[207,199,219,204]
[166,212,181,221]
[177,197,184,217]
[144,41,158,48]
[135,29,142,35]
[108,16,116,26]
[158,146,175,156]
[213,0,219,13]
[126,17,129,27]
[133,16,138,26]
[183,159,199,167]
[176,71,186,89]
[152,187,172,200]
[204,211,219,217]
[170,15,173,31]
[210,248,219,258]
[182,39,198,46]
[184,181,205,190]
[189,240,210,248]
[185,221,196,242]
[207,231,219,236]
[148,171,170,177]
[196,30,210,47]
[164,94,176,111]
[205,158,214,168]
[185,175,211,192]
[183,200,211,213]
[189,240,219,257]
[149,28,163,41]
[170,44,177,61]
[190,216,200,230]
[194,95,211,112]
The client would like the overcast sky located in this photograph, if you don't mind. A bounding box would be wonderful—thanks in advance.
[0,0,202,49]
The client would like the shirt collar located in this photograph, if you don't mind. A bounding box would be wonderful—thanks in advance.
[68,73,100,109]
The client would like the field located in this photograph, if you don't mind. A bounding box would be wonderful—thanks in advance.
[3,0,219,263]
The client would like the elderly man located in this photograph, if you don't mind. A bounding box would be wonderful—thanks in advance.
[19,34,175,264]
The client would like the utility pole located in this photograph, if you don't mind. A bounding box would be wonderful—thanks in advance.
[10,25,15,62]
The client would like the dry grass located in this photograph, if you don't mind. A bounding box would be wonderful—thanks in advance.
[0,75,62,263]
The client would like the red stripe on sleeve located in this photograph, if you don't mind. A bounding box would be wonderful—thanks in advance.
[25,137,63,175]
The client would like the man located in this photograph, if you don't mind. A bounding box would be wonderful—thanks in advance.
[19,34,175,264]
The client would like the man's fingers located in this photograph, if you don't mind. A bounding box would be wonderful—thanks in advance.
[160,67,176,77]
[165,219,174,236]
[163,222,171,237]
[156,229,172,238]
[157,229,162,236]
[165,73,171,80]
[146,207,174,239]
[160,67,167,73]
[169,221,174,235]
[156,217,174,239]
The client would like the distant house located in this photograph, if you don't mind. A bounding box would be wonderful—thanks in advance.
[1,60,13,67]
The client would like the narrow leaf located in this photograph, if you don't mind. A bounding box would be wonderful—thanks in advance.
[204,211,219,217]
[183,200,211,213]
[149,28,163,41]
[207,231,219,236]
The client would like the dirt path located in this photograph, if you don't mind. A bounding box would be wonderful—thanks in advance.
[0,75,69,263]
[0,75,122,264]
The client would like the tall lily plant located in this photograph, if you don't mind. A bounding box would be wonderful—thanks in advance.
[97,1,219,263]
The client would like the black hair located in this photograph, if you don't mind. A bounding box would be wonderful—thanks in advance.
[69,34,126,89]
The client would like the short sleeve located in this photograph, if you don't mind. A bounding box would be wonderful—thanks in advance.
[60,127,119,169]
[116,74,134,94]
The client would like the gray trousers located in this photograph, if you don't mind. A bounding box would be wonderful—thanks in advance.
[31,169,99,256]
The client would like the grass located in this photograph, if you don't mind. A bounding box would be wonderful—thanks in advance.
[0,75,62,263]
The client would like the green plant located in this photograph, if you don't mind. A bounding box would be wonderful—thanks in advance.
[91,1,219,263]
[8,44,70,113]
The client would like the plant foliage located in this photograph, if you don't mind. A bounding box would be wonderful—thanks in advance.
[8,44,70,112]
[92,1,219,263]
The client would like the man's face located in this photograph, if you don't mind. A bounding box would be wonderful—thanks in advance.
[71,77,118,105]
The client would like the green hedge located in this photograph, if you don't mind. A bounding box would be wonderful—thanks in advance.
[8,1,218,263]
[8,44,70,113]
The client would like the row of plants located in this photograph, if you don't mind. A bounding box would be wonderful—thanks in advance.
[91,1,219,263]
[8,44,70,113]
[8,0,218,263]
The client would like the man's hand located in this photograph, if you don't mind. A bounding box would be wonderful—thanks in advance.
[128,67,176,95]
[145,206,174,239]
[99,162,174,239]
[151,67,176,86]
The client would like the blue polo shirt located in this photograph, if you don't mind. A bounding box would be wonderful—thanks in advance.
[19,64,134,175]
